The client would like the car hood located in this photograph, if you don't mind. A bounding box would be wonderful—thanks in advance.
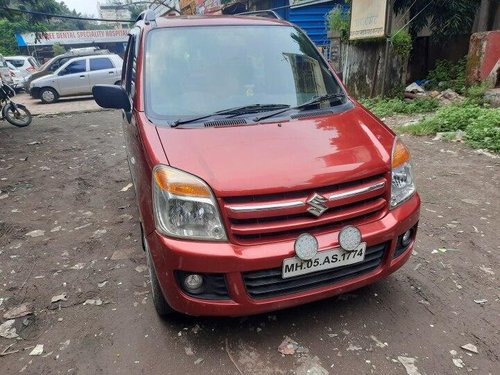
[156,106,394,197]
[31,73,56,86]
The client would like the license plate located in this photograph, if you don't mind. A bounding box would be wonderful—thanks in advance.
[282,242,366,279]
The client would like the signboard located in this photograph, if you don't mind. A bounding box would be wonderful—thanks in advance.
[349,0,388,40]
[16,29,130,47]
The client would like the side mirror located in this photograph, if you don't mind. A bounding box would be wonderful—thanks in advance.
[92,84,130,111]
[58,69,67,76]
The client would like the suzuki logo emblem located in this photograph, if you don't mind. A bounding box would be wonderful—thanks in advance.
[306,193,328,217]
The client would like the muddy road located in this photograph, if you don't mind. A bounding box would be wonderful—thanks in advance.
[0,111,498,375]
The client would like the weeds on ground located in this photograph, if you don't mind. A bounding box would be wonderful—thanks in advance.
[360,97,440,117]
[426,58,467,94]
[403,101,500,152]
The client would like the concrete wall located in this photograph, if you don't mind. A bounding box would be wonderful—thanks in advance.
[467,30,500,87]
[341,41,404,97]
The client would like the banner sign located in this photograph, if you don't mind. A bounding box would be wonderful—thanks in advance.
[349,0,388,40]
[16,29,130,47]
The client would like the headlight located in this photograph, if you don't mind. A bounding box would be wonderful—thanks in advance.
[152,165,227,241]
[390,137,416,208]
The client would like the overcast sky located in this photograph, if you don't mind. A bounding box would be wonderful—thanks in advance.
[60,0,99,17]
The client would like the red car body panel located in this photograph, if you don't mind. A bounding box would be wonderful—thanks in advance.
[155,106,393,197]
[113,15,420,316]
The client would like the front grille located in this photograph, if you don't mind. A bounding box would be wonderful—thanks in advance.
[222,174,388,244]
[243,242,387,299]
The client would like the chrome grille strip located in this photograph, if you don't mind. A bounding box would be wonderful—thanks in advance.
[227,200,305,213]
[226,180,385,214]
[328,181,385,201]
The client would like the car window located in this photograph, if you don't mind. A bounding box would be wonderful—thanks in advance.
[0,56,9,68]
[63,60,87,75]
[90,57,114,71]
[6,59,24,68]
[28,57,39,68]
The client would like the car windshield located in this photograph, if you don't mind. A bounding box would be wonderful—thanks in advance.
[145,25,343,120]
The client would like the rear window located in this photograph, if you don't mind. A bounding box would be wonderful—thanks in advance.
[6,59,24,68]
[90,57,114,71]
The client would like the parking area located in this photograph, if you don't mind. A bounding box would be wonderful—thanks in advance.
[13,92,103,116]
[0,111,499,375]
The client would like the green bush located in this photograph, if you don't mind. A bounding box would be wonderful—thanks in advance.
[391,31,412,59]
[465,82,492,103]
[465,110,500,151]
[360,97,440,117]
[426,58,467,94]
[403,101,500,151]
[326,6,350,40]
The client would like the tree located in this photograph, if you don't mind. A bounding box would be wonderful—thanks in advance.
[393,0,481,41]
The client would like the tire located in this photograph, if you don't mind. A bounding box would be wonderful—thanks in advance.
[3,103,32,127]
[145,236,175,317]
[39,87,59,104]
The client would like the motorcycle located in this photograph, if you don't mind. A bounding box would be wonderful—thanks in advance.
[0,83,32,127]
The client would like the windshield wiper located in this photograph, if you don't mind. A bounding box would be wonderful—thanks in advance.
[171,104,290,127]
[254,93,346,122]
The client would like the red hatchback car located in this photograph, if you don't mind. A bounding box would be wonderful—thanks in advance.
[93,11,420,317]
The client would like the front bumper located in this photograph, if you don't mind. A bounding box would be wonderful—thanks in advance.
[146,193,420,316]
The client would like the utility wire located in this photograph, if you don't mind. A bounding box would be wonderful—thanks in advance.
[391,0,433,38]
[0,6,134,23]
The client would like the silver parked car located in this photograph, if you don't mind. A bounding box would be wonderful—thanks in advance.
[30,54,123,104]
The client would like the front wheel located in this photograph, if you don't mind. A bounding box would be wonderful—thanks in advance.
[3,103,32,127]
[39,87,59,104]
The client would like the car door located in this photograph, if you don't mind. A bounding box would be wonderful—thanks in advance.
[88,57,117,87]
[56,58,90,96]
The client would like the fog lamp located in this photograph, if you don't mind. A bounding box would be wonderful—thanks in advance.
[402,230,412,247]
[183,274,204,292]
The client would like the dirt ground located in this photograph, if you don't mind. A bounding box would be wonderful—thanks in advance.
[0,111,498,375]
[14,93,102,116]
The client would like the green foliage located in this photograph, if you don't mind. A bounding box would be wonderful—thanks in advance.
[426,58,467,94]
[465,110,500,151]
[326,6,350,41]
[393,0,481,41]
[465,82,492,103]
[361,97,440,117]
[52,43,66,56]
[403,101,500,152]
[391,31,412,59]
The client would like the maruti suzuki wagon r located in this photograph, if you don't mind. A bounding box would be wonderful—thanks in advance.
[93,11,420,317]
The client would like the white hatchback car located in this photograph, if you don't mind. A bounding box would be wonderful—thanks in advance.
[5,56,39,77]
[30,54,123,104]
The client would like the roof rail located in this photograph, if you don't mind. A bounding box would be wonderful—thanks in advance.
[238,10,282,20]
[136,9,157,25]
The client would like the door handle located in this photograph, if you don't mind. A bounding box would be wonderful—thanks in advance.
[108,71,114,74]
[79,75,86,78]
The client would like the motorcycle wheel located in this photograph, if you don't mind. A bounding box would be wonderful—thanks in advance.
[3,103,32,127]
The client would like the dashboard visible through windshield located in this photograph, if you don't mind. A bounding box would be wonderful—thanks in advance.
[145,25,344,121]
